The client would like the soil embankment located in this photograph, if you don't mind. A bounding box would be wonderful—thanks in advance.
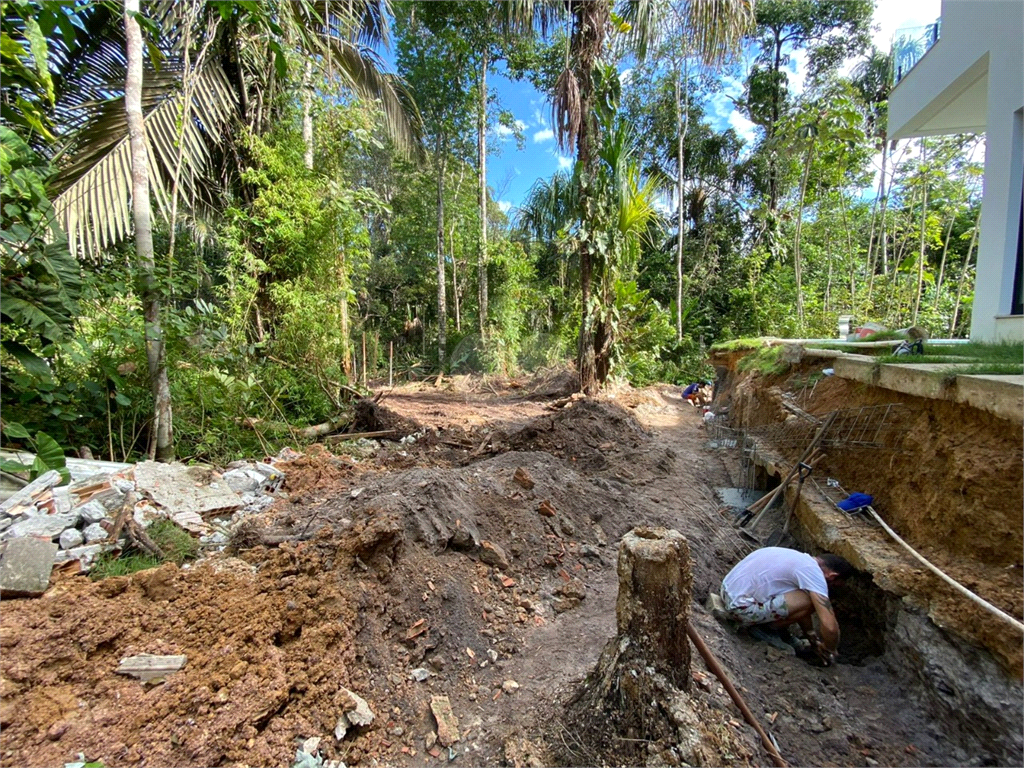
[0,374,1018,767]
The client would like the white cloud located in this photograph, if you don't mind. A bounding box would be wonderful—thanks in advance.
[494,119,527,142]
[532,108,549,129]
[557,155,573,170]
[619,68,633,85]
[497,200,512,213]
[728,110,758,148]
[533,128,555,143]
[872,0,941,51]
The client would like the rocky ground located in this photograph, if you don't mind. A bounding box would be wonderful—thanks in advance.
[0,374,1001,767]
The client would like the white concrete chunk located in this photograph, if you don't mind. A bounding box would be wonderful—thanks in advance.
[4,513,79,541]
[82,522,110,543]
[59,528,85,550]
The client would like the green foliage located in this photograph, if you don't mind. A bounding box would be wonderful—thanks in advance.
[736,346,790,377]
[89,519,198,581]
[0,421,69,482]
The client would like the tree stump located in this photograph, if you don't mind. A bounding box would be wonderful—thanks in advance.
[616,526,692,690]
[559,527,696,766]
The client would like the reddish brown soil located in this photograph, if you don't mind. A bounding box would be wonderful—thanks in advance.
[0,375,1005,768]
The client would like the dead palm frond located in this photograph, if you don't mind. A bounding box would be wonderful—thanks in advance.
[553,68,583,153]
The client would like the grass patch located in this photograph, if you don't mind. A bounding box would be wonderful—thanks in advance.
[878,341,1023,367]
[737,345,789,376]
[710,337,771,352]
[90,552,162,580]
[89,519,199,581]
[941,363,1024,376]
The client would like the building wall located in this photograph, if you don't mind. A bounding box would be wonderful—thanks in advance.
[888,0,1024,341]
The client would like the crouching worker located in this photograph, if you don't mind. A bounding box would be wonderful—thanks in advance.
[719,547,855,665]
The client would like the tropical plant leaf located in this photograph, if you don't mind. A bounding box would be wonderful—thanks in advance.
[51,64,237,259]
[34,431,68,475]
[1,421,32,440]
[1,341,52,378]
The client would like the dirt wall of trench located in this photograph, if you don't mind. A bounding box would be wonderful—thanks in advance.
[720,363,1023,569]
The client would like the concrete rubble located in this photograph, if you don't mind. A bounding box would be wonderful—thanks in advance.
[0,453,290,591]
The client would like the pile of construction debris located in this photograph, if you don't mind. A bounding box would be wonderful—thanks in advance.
[0,456,288,598]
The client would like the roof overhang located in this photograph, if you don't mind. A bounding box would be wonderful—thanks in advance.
[888,50,989,140]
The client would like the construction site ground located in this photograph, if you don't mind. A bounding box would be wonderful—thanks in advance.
[1,371,1020,768]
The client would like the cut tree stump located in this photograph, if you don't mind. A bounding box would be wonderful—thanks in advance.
[560,527,711,767]
[615,527,692,689]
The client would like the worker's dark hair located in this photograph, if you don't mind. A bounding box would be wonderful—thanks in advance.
[819,554,855,579]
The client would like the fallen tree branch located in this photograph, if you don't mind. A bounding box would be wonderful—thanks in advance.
[238,415,351,439]
[323,429,398,444]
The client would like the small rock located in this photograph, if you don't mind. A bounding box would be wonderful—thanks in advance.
[82,522,110,544]
[478,540,510,570]
[512,468,535,490]
[501,680,519,695]
[537,500,556,518]
[350,488,364,499]
[865,758,878,767]
[425,732,438,750]
[410,668,430,682]
[46,721,69,741]
[115,654,187,682]
[487,649,498,663]
[59,543,107,570]
[221,468,263,494]
[75,500,111,525]
[301,736,321,755]
[113,479,135,494]
[429,695,460,747]
[59,528,85,550]
[557,517,575,536]
[559,579,586,601]
[335,686,375,740]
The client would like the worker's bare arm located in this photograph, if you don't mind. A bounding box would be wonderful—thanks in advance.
[810,592,840,653]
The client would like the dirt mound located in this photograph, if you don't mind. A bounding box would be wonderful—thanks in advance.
[505,400,650,472]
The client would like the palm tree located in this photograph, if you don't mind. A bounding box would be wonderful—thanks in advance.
[123,0,172,460]
[510,0,751,392]
[49,0,421,259]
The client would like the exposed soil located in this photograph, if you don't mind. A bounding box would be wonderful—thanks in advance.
[0,372,1018,768]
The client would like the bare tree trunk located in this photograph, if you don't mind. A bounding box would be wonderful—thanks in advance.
[793,138,816,327]
[912,140,929,324]
[125,0,173,462]
[878,139,890,276]
[932,209,956,310]
[477,49,489,337]
[950,219,978,336]
[675,60,689,342]
[302,60,314,170]
[450,219,461,333]
[435,147,447,365]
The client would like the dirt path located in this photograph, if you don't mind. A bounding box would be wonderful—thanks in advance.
[0,382,970,767]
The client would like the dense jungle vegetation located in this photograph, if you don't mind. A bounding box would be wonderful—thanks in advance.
[1,0,985,464]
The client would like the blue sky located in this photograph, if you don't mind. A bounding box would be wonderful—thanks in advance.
[480,0,941,214]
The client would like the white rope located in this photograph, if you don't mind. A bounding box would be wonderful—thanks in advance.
[864,506,1024,634]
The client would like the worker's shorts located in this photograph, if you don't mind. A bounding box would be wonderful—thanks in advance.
[720,586,789,626]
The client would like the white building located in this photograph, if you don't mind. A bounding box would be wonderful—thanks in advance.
[887,0,1023,342]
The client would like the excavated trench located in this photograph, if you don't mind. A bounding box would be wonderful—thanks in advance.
[713,351,1024,765]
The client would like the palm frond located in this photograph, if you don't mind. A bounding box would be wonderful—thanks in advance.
[51,64,237,259]
[325,38,422,157]
[682,0,755,67]
[616,0,668,61]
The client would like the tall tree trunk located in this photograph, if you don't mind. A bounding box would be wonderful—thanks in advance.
[125,0,173,462]
[949,219,978,336]
[793,138,816,327]
[912,140,929,324]
[337,250,352,378]
[302,60,314,170]
[675,59,689,342]
[450,218,461,333]
[932,210,956,310]
[878,138,890,276]
[477,49,489,337]
[572,0,607,396]
[436,147,447,365]
[839,187,856,312]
